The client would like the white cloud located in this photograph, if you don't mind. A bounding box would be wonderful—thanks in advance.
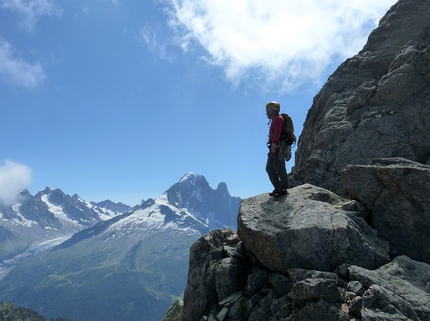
[140,24,158,52]
[0,0,62,31]
[163,0,394,92]
[0,159,32,205]
[140,24,172,61]
[0,38,46,88]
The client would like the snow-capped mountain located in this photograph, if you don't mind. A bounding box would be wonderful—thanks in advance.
[0,187,130,231]
[0,172,241,321]
[165,172,239,229]
[111,172,240,233]
[0,187,131,277]
[57,172,240,249]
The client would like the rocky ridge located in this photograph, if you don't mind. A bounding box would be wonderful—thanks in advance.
[162,0,430,320]
[165,159,430,321]
[290,0,430,193]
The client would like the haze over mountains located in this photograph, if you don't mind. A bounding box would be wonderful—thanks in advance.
[0,185,131,278]
[0,172,241,321]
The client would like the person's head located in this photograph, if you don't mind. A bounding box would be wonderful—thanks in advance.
[265,101,280,119]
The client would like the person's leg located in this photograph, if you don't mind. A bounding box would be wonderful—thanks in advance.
[273,154,289,190]
[266,153,280,191]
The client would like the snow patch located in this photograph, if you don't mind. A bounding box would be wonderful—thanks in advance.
[179,172,198,184]
[82,200,119,220]
[41,195,79,226]
[11,211,36,227]
[106,192,207,237]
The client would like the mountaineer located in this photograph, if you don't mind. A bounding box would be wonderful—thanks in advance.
[265,101,292,197]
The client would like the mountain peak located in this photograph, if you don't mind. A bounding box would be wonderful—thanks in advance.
[216,182,228,193]
[41,186,56,194]
[179,172,203,184]
[164,173,240,229]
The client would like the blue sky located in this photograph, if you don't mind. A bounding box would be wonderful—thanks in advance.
[0,0,394,206]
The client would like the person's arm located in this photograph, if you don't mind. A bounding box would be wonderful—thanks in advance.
[272,116,284,144]
[270,115,284,153]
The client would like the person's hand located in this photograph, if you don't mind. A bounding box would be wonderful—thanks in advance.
[271,144,278,154]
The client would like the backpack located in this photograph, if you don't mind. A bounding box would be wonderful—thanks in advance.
[280,113,296,146]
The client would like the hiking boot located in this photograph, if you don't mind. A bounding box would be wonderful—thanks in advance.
[273,189,288,198]
[269,189,277,196]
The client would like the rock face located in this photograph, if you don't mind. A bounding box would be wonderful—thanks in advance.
[174,225,430,321]
[291,0,430,193]
[178,229,245,321]
[167,157,430,320]
[342,157,430,264]
[348,256,430,321]
[237,184,390,273]
[172,160,430,320]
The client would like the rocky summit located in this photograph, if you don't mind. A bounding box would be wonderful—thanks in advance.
[166,160,430,321]
[163,0,430,320]
[342,157,430,264]
[290,0,430,194]
[237,184,390,273]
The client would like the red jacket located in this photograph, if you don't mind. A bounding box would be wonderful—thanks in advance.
[268,114,284,145]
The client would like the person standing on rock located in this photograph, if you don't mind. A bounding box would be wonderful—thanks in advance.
[265,101,289,197]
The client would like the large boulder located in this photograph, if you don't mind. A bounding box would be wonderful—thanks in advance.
[291,0,430,193]
[237,184,390,273]
[341,157,430,264]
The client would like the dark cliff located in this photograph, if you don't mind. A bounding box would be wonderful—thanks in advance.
[290,0,430,193]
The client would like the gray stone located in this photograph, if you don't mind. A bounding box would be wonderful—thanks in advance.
[340,200,357,211]
[208,315,218,321]
[288,269,345,286]
[296,300,349,321]
[348,256,430,321]
[219,291,243,306]
[290,0,430,194]
[342,157,430,263]
[269,273,293,296]
[334,264,350,280]
[227,300,243,319]
[287,278,344,305]
[237,184,390,273]
[347,281,365,296]
[361,284,420,321]
[215,256,248,301]
[270,295,295,319]
[245,269,269,295]
[216,307,229,321]
[246,292,263,311]
[248,290,277,321]
[180,228,241,321]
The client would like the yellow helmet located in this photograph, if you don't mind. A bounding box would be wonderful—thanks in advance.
[265,101,280,111]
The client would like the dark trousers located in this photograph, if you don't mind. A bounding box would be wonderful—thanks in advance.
[266,151,289,191]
